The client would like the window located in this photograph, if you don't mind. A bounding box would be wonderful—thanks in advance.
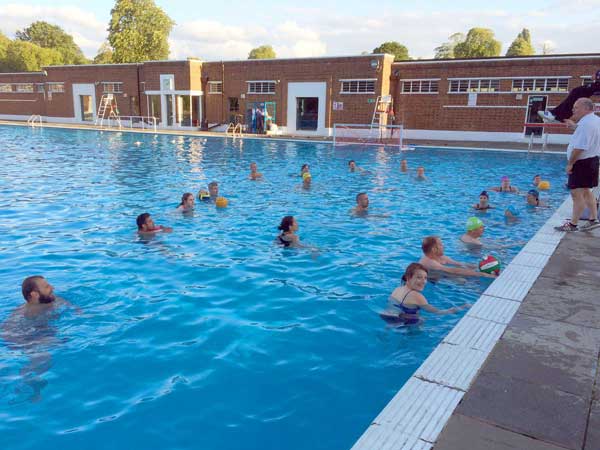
[340,79,376,94]
[448,79,500,93]
[247,81,276,94]
[160,74,174,91]
[15,83,34,93]
[401,79,439,94]
[0,84,12,93]
[208,81,222,94]
[36,83,45,93]
[47,83,65,93]
[581,77,594,87]
[511,77,569,92]
[102,82,123,94]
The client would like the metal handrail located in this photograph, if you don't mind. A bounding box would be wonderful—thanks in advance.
[27,114,43,127]
[102,115,157,132]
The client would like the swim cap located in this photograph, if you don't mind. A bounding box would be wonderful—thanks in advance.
[506,205,519,216]
[302,172,312,180]
[501,176,509,181]
[527,189,539,199]
[466,217,484,231]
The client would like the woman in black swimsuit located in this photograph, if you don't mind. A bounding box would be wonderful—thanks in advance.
[277,216,300,247]
[473,190,492,210]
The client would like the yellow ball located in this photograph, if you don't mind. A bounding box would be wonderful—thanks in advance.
[215,196,228,208]
[538,180,550,190]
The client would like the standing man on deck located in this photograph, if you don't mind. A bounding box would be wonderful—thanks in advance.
[555,98,600,232]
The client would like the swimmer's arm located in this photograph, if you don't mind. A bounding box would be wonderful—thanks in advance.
[414,294,469,315]
[439,265,496,279]
[159,225,173,233]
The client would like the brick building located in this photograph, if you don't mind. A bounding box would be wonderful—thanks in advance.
[0,53,598,143]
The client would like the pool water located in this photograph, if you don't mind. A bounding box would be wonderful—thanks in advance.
[0,126,566,450]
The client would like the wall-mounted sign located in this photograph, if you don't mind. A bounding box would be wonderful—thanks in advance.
[333,101,344,111]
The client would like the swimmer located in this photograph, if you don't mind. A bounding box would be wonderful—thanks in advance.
[300,164,310,176]
[249,162,263,180]
[348,160,358,172]
[352,192,369,215]
[418,236,495,278]
[380,263,470,324]
[302,172,312,189]
[505,205,520,220]
[136,213,173,235]
[461,217,485,246]
[277,216,301,247]
[473,191,493,210]
[208,181,219,200]
[400,159,408,173]
[533,174,541,187]
[490,176,519,193]
[176,193,195,212]
[416,166,427,180]
[526,189,545,207]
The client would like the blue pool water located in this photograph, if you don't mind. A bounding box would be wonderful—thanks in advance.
[0,125,566,449]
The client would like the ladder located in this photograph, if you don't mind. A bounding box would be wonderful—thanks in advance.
[95,94,121,128]
[370,95,393,128]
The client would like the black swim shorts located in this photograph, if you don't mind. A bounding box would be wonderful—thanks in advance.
[568,156,599,189]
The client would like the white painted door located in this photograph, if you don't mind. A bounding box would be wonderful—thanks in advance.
[287,82,327,136]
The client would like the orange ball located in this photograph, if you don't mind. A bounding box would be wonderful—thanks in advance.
[215,197,228,208]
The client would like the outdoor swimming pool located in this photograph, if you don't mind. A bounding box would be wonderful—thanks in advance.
[0,125,567,450]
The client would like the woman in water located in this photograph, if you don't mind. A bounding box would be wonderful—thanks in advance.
[380,263,469,324]
[300,164,310,176]
[490,176,519,193]
[176,193,195,212]
[473,190,493,210]
[277,216,301,247]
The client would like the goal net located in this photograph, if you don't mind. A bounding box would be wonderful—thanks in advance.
[333,123,405,148]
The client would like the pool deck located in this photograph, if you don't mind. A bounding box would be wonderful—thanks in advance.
[0,119,566,153]
[352,191,600,450]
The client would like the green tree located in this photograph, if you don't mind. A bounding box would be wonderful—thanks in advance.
[506,28,535,57]
[372,41,409,61]
[453,28,501,58]
[0,31,10,71]
[4,40,62,72]
[108,0,174,63]
[15,21,87,65]
[248,45,276,59]
[434,33,465,59]
[93,42,113,64]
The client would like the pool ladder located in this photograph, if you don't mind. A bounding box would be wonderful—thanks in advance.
[27,114,43,127]
[226,122,243,137]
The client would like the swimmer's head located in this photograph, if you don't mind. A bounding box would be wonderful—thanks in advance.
[466,216,484,232]
[250,162,258,171]
[417,166,425,175]
[505,205,520,217]
[208,181,219,197]
[22,275,56,304]
[401,263,428,290]
[180,192,194,209]
[356,192,369,208]
[527,189,540,205]
[278,215,297,232]
[422,236,442,255]
[301,164,309,174]
[136,212,153,230]
[533,174,541,185]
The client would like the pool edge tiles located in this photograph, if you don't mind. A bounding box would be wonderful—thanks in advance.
[351,195,572,450]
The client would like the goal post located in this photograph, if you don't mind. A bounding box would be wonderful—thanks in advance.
[333,123,406,148]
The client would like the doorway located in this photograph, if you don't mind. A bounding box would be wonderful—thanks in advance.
[79,95,93,122]
[296,97,318,131]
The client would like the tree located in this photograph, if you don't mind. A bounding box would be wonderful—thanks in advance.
[434,33,465,59]
[108,0,174,63]
[372,41,409,61]
[15,21,87,65]
[541,41,555,55]
[0,31,10,71]
[3,40,62,72]
[506,28,535,57]
[453,28,501,58]
[93,42,113,64]
[248,45,276,59]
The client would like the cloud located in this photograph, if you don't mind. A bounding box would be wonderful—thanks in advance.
[0,4,106,56]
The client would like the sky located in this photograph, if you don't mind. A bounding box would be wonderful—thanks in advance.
[0,0,599,61]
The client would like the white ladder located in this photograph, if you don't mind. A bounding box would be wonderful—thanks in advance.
[27,114,43,127]
[371,95,393,128]
[96,94,121,128]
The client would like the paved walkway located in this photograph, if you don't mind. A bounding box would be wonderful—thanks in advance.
[433,227,600,450]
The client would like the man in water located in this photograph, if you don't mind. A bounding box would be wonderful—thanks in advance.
[249,163,263,180]
[418,236,495,278]
[21,276,58,307]
[352,192,369,215]
[136,213,173,235]
[461,217,485,246]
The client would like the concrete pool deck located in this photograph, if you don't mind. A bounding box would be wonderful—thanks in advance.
[352,191,600,450]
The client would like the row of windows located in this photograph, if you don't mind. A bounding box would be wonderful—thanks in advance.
[208,80,377,95]
[0,82,116,94]
[401,77,573,94]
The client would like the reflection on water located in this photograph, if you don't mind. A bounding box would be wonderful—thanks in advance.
[1,305,62,403]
